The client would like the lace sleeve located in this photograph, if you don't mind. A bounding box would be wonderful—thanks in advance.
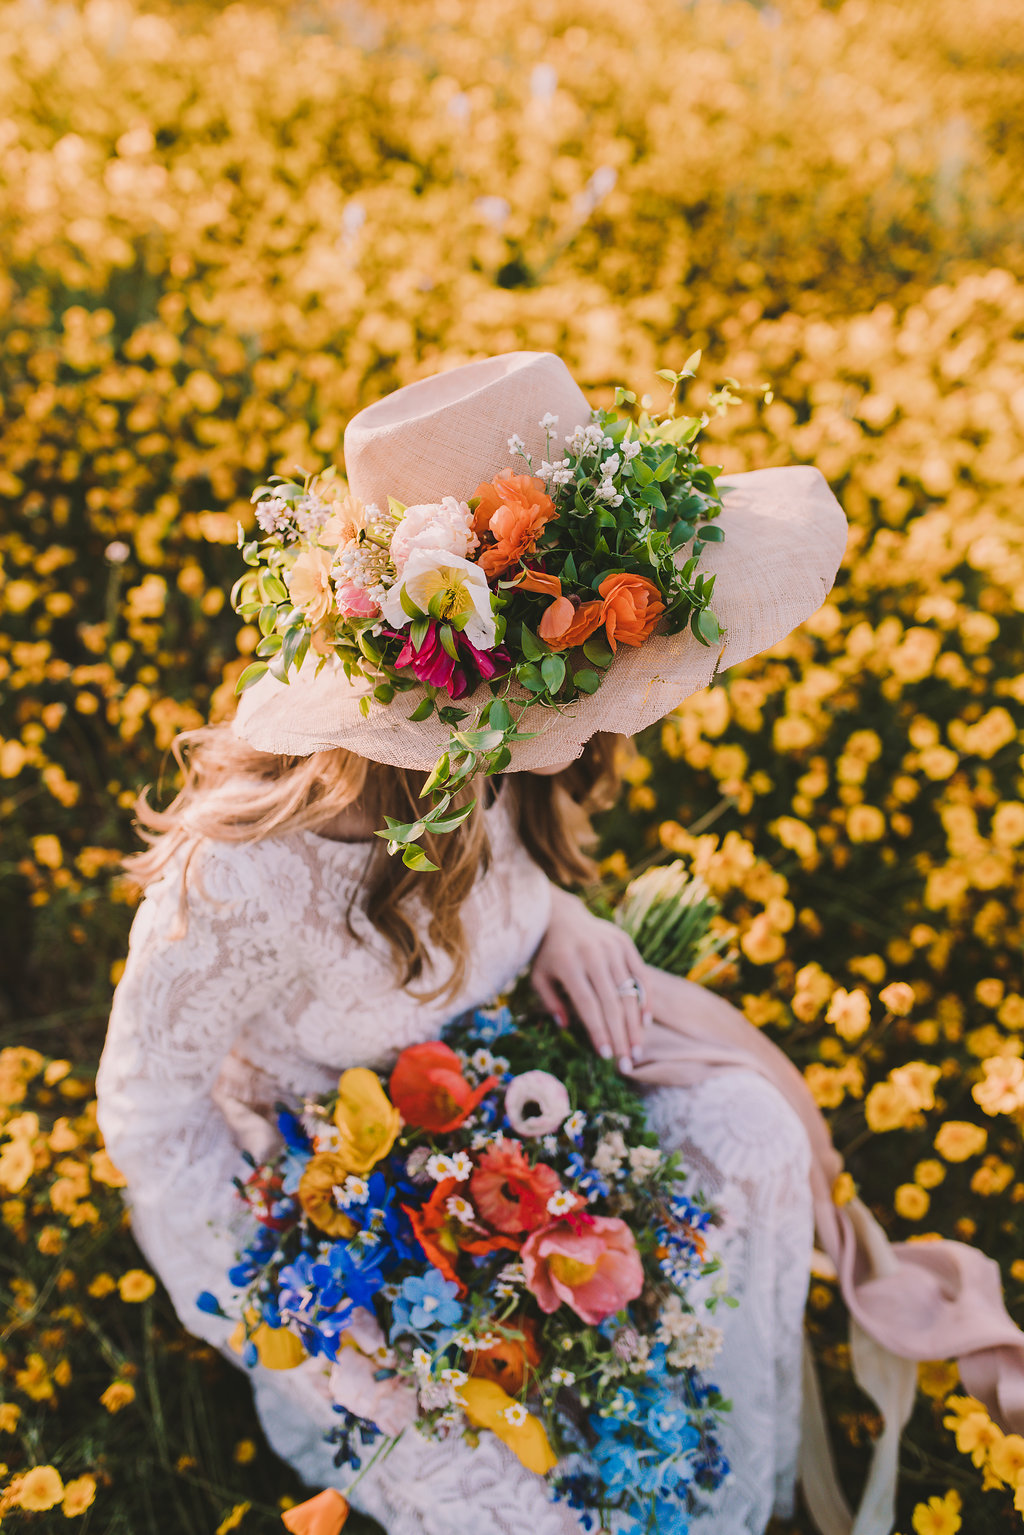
[95,840,292,1345]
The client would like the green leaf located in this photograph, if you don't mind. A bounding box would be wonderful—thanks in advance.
[683,348,702,376]
[422,753,451,793]
[241,540,261,567]
[428,800,476,834]
[255,634,283,658]
[486,699,511,731]
[582,635,614,670]
[373,682,395,704]
[517,662,545,694]
[259,571,289,603]
[695,524,725,543]
[561,552,578,584]
[640,484,667,512]
[520,625,544,662]
[692,607,723,646]
[653,454,676,482]
[409,697,435,722]
[358,695,371,717]
[258,603,279,636]
[632,459,654,488]
[402,845,440,873]
[410,616,430,650]
[282,624,307,670]
[459,728,506,751]
[438,624,459,661]
[387,496,407,518]
[487,745,512,773]
[235,661,268,693]
[572,668,602,694]
[358,632,383,665]
[400,585,423,620]
[378,816,427,844]
[540,654,566,691]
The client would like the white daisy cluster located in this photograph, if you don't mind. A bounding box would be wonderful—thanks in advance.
[494,1260,526,1300]
[333,1174,369,1209]
[656,1297,723,1372]
[426,1150,473,1182]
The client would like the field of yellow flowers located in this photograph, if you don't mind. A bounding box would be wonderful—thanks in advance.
[1,0,1024,1529]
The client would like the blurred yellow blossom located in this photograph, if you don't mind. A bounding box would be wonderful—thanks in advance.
[117,1269,156,1303]
[825,988,872,1042]
[100,1380,136,1414]
[62,1474,97,1518]
[12,1465,64,1512]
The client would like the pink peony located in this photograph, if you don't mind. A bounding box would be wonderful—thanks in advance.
[328,1308,418,1436]
[522,1216,644,1324]
[389,497,478,574]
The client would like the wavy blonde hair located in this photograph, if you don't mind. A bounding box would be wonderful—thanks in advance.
[128,725,622,1002]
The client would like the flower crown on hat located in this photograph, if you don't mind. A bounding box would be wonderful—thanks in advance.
[233,358,729,869]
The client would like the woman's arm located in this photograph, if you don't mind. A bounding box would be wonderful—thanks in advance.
[95,841,290,1346]
[530,884,651,1070]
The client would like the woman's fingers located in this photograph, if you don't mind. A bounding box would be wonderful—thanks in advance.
[564,962,635,1069]
[607,954,648,1063]
[531,970,568,1029]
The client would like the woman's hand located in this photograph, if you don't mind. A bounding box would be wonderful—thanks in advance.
[530,885,652,1070]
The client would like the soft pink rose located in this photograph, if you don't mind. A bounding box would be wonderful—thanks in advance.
[389,497,478,574]
[522,1216,644,1324]
[328,1308,417,1435]
[334,578,379,619]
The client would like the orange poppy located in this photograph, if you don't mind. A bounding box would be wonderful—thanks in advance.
[598,572,664,650]
[405,1177,518,1290]
[470,1140,562,1234]
[468,1315,541,1395]
[537,595,605,651]
[389,1040,496,1132]
[281,1488,350,1535]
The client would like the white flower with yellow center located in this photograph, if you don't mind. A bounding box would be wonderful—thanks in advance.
[502,1403,529,1427]
[379,549,497,651]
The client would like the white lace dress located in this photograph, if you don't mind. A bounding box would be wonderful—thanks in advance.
[96,791,813,1535]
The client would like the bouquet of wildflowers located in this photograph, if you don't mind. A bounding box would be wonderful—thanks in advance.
[233,364,726,869]
[201,872,734,1534]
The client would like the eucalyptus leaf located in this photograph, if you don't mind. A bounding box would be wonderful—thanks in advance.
[235,661,268,693]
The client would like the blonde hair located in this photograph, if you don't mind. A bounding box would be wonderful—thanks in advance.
[129,725,622,1002]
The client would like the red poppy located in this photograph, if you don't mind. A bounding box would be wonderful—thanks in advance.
[405,1178,518,1290]
[389,1041,496,1133]
[470,1140,563,1234]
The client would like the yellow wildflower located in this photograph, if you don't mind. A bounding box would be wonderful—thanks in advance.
[100,1380,136,1413]
[917,1360,958,1400]
[332,1068,403,1174]
[911,1489,961,1535]
[13,1465,64,1512]
[0,1403,21,1432]
[215,1502,251,1534]
[457,1379,557,1475]
[117,1269,156,1303]
[894,1183,929,1220]
[15,1353,54,1401]
[62,1474,97,1518]
[934,1122,987,1162]
[825,987,871,1042]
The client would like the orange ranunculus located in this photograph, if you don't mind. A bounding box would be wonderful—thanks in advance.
[598,572,665,650]
[537,595,605,650]
[297,1153,357,1237]
[281,1488,350,1535]
[471,471,557,579]
[511,567,562,597]
[405,1177,518,1289]
[389,1041,496,1132]
[468,1315,541,1395]
[470,1140,562,1234]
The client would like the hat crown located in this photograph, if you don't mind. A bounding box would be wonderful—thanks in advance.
[343,351,592,510]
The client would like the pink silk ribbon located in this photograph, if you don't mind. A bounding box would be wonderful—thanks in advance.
[631,965,1024,1532]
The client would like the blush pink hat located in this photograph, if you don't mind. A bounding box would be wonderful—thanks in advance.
[233,351,847,766]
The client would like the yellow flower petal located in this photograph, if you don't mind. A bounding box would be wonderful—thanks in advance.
[457,1379,557,1475]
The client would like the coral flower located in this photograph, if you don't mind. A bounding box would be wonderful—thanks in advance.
[332,1068,402,1173]
[281,1488,350,1535]
[406,1177,518,1289]
[598,572,665,650]
[522,1215,644,1324]
[512,567,562,598]
[468,1315,541,1395]
[538,594,605,650]
[471,471,557,579]
[456,1379,557,1475]
[298,1152,357,1237]
[390,1041,496,1132]
[287,547,335,624]
[470,1140,562,1234]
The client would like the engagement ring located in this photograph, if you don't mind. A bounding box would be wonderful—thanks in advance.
[617,979,644,1000]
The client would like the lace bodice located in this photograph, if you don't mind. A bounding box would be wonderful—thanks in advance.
[95,786,551,1337]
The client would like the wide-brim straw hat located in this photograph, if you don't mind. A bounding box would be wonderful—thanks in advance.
[234,351,847,769]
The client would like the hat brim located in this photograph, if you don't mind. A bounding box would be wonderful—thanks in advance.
[232,465,847,770]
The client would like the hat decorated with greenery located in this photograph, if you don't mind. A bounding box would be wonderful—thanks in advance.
[232,351,846,869]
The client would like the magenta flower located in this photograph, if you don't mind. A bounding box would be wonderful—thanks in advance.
[390,624,510,700]
[522,1215,644,1324]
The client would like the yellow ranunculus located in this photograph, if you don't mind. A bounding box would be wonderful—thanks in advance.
[457,1379,557,1475]
[332,1069,402,1174]
[298,1153,357,1237]
[230,1315,306,1372]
